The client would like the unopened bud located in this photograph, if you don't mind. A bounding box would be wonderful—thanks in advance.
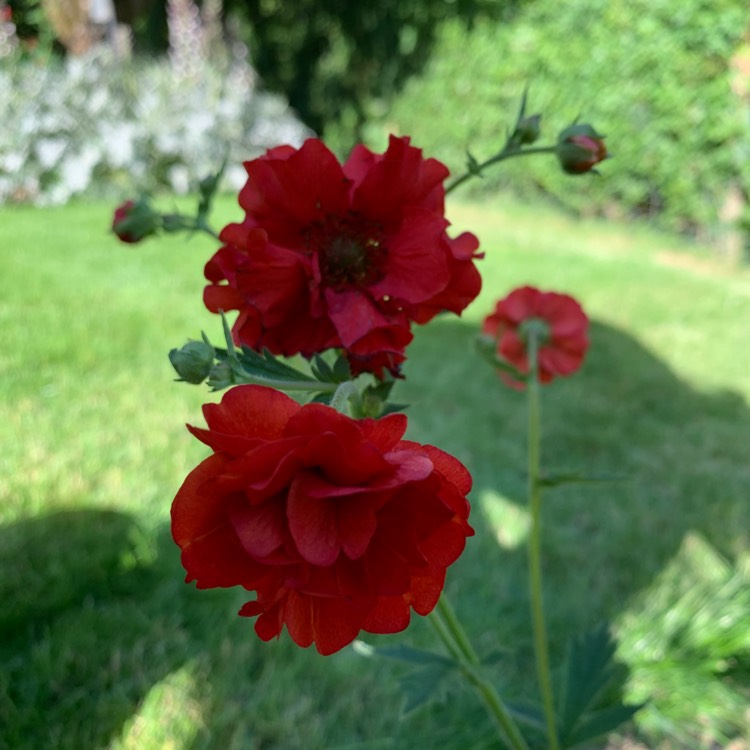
[112,198,161,244]
[556,123,607,175]
[513,114,542,146]
[169,340,215,384]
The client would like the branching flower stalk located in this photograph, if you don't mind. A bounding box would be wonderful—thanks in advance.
[430,596,531,750]
[526,328,561,750]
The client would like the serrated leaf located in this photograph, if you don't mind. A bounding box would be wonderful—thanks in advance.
[372,644,454,667]
[310,354,335,383]
[557,623,642,746]
[309,392,332,405]
[237,347,317,383]
[565,703,644,747]
[505,701,547,732]
[558,624,618,732]
[332,354,352,382]
[363,378,395,401]
[399,662,454,713]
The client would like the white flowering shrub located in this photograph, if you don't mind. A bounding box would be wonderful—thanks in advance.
[0,49,313,204]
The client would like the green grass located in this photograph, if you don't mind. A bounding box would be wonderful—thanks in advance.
[2,196,749,749]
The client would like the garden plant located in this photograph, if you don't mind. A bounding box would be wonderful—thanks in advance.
[109,95,651,749]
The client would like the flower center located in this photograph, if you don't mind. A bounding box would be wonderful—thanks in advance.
[305,213,387,290]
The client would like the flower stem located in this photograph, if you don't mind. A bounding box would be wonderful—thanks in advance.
[445,145,557,196]
[329,381,361,415]
[526,333,560,750]
[430,596,530,750]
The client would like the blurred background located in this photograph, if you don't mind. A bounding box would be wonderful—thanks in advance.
[2,0,750,261]
[2,2,750,749]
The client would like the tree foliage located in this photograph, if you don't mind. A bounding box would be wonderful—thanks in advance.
[385,0,750,247]
[221,0,524,147]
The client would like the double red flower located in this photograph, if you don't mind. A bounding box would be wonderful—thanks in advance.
[171,385,474,655]
[482,285,589,387]
[203,136,482,377]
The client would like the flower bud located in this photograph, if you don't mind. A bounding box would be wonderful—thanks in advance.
[556,124,607,174]
[111,198,161,244]
[169,340,215,384]
[512,114,542,146]
[206,360,235,390]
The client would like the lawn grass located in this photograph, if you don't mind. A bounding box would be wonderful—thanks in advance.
[1,195,749,749]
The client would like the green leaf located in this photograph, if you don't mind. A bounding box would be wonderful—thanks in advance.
[505,701,547,732]
[370,644,454,667]
[399,662,454,713]
[237,347,317,384]
[565,703,645,747]
[332,354,352,382]
[557,623,643,746]
[353,642,455,713]
[310,354,335,383]
[466,149,482,176]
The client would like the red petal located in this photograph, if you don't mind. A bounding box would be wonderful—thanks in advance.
[362,596,411,634]
[351,135,449,225]
[287,474,340,566]
[358,413,408,451]
[228,497,286,558]
[239,139,351,247]
[420,444,473,496]
[201,385,300,440]
[368,207,450,303]
[324,287,392,348]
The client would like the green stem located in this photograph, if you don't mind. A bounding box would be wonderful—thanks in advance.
[445,145,557,196]
[436,595,480,665]
[430,596,530,750]
[526,333,561,750]
[329,381,361,415]
[230,372,339,393]
[162,213,221,240]
[195,216,221,240]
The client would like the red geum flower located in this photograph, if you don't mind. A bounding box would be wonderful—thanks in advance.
[482,285,589,388]
[556,124,607,175]
[111,198,160,244]
[171,384,474,655]
[203,136,482,378]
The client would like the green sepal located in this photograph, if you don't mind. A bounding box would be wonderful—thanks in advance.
[309,353,352,384]
[332,354,352,382]
[466,149,482,176]
[236,347,318,384]
[310,354,336,383]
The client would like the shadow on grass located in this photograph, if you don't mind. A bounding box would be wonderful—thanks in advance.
[2,316,748,749]
[0,510,402,750]
[0,510,245,750]
[397,315,750,626]
[395,315,750,742]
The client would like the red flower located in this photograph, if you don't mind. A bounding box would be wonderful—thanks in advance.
[204,136,482,377]
[482,286,589,387]
[556,124,607,175]
[171,384,474,655]
[111,198,160,244]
